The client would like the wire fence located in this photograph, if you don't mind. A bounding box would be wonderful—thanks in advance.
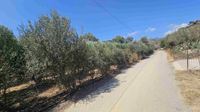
[172,44,200,71]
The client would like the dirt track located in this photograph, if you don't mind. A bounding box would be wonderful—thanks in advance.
[58,51,190,112]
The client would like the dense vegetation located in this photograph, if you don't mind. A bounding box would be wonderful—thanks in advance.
[161,20,200,49]
[160,20,200,59]
[0,11,155,111]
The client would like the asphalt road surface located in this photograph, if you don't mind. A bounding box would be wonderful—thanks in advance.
[61,51,190,112]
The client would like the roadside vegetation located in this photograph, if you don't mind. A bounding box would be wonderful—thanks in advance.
[161,20,200,112]
[161,20,200,60]
[0,11,155,111]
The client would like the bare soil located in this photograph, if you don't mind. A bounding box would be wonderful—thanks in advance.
[175,70,200,112]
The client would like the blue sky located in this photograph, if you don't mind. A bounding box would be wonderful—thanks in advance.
[0,0,200,40]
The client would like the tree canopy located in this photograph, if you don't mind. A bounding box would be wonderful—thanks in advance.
[112,36,125,43]
[80,33,99,41]
[0,25,26,108]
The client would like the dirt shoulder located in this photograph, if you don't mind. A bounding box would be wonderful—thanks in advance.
[175,70,200,112]
[166,49,200,112]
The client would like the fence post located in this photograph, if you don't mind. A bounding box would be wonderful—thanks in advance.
[187,49,189,71]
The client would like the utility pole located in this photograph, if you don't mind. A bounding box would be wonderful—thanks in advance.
[187,46,189,71]
[186,36,189,71]
[184,28,189,71]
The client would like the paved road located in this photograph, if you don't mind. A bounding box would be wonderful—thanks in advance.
[62,51,190,112]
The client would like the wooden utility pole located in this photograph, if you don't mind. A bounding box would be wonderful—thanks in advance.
[187,47,189,71]
[186,37,190,71]
[184,28,189,71]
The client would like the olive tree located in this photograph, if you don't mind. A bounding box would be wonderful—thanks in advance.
[0,25,26,108]
[19,11,79,89]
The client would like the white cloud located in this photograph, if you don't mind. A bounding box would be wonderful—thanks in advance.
[127,31,138,37]
[164,23,188,36]
[145,27,156,32]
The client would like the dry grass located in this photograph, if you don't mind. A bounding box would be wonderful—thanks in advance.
[175,70,200,112]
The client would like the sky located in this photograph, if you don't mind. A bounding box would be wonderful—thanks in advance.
[0,0,200,40]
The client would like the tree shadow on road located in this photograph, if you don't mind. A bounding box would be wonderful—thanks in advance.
[70,75,120,103]
[68,63,141,104]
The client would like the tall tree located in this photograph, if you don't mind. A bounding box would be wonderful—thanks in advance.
[19,11,79,89]
[0,25,25,108]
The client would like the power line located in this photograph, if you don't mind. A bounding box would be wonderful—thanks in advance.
[92,0,135,33]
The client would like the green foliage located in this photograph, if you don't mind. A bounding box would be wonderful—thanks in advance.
[0,11,156,111]
[160,40,166,48]
[80,33,99,41]
[140,36,149,44]
[112,35,125,43]
[19,11,79,88]
[162,21,200,49]
[126,36,133,43]
[0,25,26,108]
